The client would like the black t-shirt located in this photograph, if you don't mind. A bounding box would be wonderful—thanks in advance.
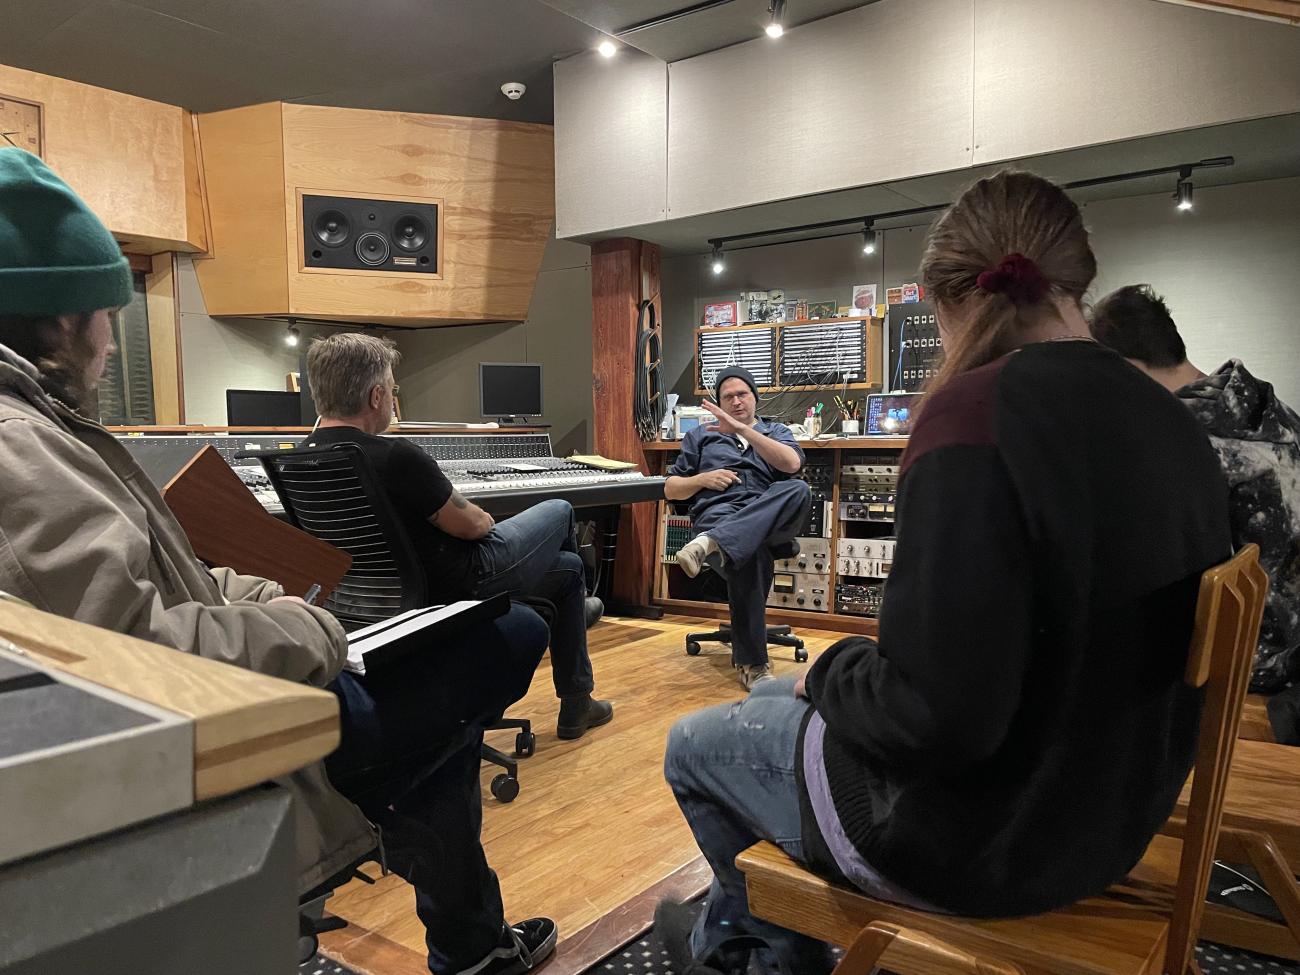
[302,426,477,595]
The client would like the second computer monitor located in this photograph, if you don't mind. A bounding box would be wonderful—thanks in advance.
[480,362,542,422]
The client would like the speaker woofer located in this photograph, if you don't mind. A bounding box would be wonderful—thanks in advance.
[356,232,390,266]
[393,214,430,252]
[311,209,350,247]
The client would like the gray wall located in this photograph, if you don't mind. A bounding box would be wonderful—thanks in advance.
[554,0,1300,237]
[662,176,1300,419]
[178,234,595,456]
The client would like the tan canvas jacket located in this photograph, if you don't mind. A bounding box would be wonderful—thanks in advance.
[0,346,377,892]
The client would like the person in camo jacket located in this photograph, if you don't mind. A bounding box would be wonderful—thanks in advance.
[1091,283,1300,743]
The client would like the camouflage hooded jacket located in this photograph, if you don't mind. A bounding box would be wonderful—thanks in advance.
[1180,359,1300,692]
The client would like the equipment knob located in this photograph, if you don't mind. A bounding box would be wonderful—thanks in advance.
[797,597,805,605]
[813,598,822,607]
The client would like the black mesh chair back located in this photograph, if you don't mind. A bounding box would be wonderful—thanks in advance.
[239,444,429,631]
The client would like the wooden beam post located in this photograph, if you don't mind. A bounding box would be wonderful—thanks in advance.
[591,238,662,610]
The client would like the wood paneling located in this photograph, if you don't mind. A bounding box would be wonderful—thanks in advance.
[194,102,555,327]
[0,63,204,253]
[146,252,184,425]
[0,597,339,802]
[592,238,660,607]
[319,614,845,967]
[193,102,289,316]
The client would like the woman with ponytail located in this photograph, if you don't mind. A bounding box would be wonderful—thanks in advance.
[661,171,1233,975]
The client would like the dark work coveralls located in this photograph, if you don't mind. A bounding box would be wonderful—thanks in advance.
[669,419,811,665]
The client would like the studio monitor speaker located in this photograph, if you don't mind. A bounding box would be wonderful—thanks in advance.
[302,194,440,274]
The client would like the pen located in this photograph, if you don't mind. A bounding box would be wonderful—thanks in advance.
[304,583,322,605]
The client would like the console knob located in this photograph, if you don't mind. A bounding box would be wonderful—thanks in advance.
[797,597,805,605]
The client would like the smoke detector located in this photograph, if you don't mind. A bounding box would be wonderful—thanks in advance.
[500,82,526,101]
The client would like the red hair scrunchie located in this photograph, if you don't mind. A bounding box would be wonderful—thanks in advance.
[976,253,1050,305]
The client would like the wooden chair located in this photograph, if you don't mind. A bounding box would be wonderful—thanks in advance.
[830,922,1025,975]
[737,544,1268,975]
[1164,739,1300,961]
[1239,694,1275,742]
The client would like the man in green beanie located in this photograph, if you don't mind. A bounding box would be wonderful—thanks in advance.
[0,148,559,975]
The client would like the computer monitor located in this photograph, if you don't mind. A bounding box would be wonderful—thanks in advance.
[225,389,302,427]
[480,362,543,421]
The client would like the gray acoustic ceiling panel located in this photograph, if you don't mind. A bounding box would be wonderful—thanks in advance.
[538,0,876,62]
[554,49,669,238]
[972,0,1300,166]
[666,0,975,221]
[0,0,609,122]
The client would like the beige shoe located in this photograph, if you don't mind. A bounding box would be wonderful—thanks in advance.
[737,662,775,691]
[676,533,720,578]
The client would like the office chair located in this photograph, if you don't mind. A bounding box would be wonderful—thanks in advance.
[667,503,808,663]
[239,443,537,802]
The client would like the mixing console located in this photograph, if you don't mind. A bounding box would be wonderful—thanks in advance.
[116,431,663,518]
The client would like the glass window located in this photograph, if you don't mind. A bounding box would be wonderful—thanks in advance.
[94,272,155,425]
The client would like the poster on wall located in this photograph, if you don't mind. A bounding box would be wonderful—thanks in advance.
[851,284,877,317]
[703,301,740,327]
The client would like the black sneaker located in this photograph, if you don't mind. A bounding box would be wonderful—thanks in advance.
[456,917,558,975]
[584,596,604,629]
[557,694,614,739]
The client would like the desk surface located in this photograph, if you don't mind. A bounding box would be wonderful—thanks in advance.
[0,598,338,802]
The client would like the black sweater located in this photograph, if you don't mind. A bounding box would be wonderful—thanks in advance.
[800,341,1231,917]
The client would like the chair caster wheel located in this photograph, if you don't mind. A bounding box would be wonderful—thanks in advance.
[297,933,319,965]
[795,646,808,663]
[686,640,702,656]
[491,773,520,803]
[515,731,536,758]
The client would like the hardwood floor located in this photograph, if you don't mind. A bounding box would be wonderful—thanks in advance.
[319,613,849,974]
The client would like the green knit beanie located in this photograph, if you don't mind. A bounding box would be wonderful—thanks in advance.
[0,148,133,316]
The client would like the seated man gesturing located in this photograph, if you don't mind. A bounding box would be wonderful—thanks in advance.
[665,367,811,690]
[304,333,613,740]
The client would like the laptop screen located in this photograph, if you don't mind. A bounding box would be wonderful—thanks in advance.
[865,392,923,435]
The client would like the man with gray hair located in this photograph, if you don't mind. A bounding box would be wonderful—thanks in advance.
[305,332,613,740]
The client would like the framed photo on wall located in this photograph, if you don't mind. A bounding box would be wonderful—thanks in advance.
[703,300,740,327]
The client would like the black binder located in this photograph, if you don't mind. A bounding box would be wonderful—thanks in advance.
[344,592,510,677]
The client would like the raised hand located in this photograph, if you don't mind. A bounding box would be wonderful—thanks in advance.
[701,399,746,436]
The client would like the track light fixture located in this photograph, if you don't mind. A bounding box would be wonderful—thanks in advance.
[861,222,877,255]
[1175,168,1194,211]
[597,39,617,57]
[702,156,1231,260]
[285,324,300,348]
[766,0,786,37]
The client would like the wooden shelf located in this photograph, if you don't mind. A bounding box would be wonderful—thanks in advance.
[697,316,880,331]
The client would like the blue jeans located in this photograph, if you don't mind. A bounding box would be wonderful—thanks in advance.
[664,677,835,975]
[325,603,549,973]
[469,498,594,698]
[692,480,812,666]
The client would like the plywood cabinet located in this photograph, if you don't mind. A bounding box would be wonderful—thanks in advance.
[0,63,206,254]
[194,102,555,327]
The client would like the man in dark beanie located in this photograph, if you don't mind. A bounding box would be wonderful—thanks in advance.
[0,148,559,975]
[664,365,810,689]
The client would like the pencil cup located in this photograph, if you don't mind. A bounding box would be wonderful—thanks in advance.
[842,419,860,435]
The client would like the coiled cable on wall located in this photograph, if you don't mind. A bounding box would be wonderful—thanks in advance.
[634,299,665,442]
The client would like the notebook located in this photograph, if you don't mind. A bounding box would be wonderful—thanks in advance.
[345,593,510,677]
